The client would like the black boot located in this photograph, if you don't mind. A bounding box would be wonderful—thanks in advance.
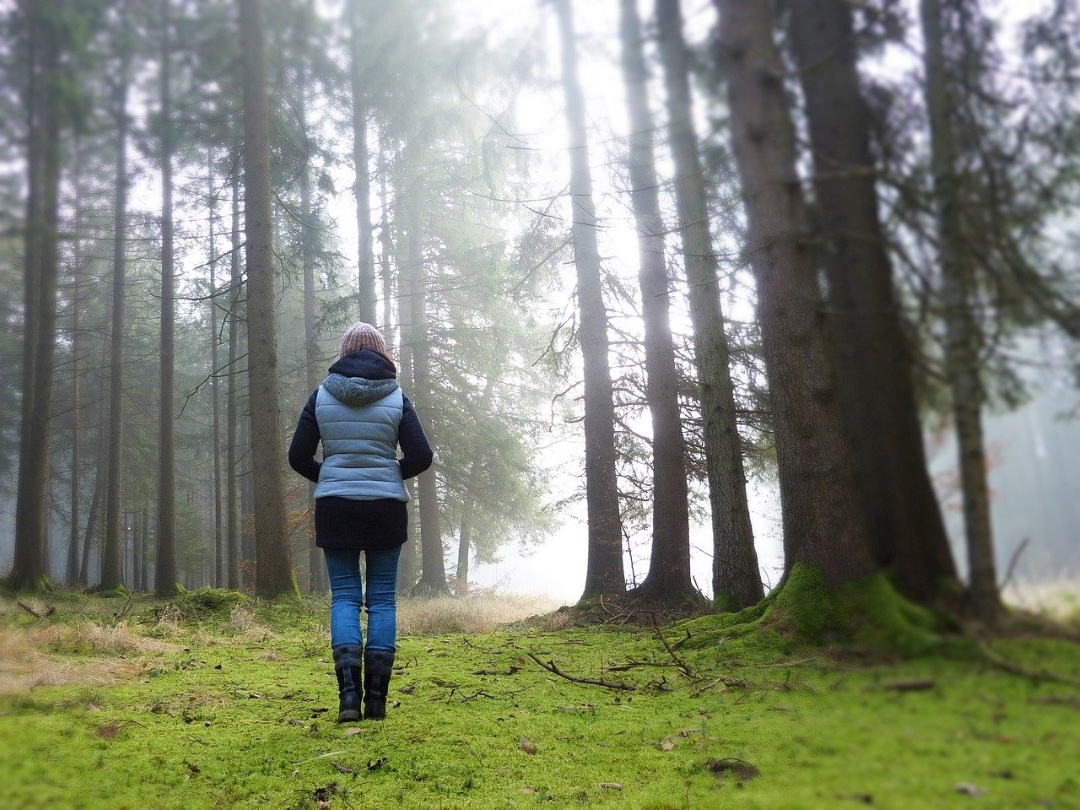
[363,648,395,720]
[332,644,363,723]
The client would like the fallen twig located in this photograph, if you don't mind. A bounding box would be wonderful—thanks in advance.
[651,614,692,678]
[691,676,751,697]
[980,645,1080,688]
[526,652,636,691]
[17,600,44,618]
[292,751,346,766]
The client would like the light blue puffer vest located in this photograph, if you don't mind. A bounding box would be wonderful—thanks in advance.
[314,379,409,502]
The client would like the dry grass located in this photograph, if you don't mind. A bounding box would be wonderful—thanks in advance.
[0,623,177,694]
[1004,577,1079,622]
[226,606,275,642]
[397,592,562,635]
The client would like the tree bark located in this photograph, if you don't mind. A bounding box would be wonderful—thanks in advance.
[66,139,85,588]
[714,0,878,588]
[156,0,178,594]
[393,152,417,593]
[12,0,62,590]
[919,0,1001,621]
[553,0,625,601]
[238,0,298,598]
[786,0,958,602]
[227,133,243,591]
[101,13,133,591]
[208,149,225,589]
[298,45,326,594]
[405,180,448,595]
[653,0,760,607]
[615,0,698,604]
[348,0,377,323]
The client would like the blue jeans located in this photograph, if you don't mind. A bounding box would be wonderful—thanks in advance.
[323,546,401,651]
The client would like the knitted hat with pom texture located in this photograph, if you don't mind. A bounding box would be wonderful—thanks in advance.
[339,322,387,358]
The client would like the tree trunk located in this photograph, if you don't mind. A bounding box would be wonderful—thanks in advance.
[66,139,84,588]
[227,134,243,590]
[453,374,497,593]
[81,397,108,586]
[786,0,958,602]
[714,0,878,588]
[919,0,1001,621]
[653,0,759,607]
[156,0,178,594]
[238,0,298,598]
[618,0,698,604]
[378,132,395,345]
[393,153,417,593]
[553,0,625,601]
[101,17,133,591]
[404,181,448,595]
[208,149,226,589]
[348,0,377,323]
[11,0,62,591]
[455,511,471,592]
[298,52,326,594]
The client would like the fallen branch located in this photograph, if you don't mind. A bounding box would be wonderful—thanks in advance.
[17,600,55,618]
[526,652,636,691]
[691,676,751,697]
[651,614,692,678]
[980,645,1080,688]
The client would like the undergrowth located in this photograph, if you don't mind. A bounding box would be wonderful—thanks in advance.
[1,589,1078,809]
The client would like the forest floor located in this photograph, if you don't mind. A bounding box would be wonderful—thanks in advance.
[1,588,1079,810]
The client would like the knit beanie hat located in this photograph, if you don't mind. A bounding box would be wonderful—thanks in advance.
[339,322,387,358]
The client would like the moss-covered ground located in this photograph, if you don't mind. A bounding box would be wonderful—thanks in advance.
[1,589,1078,809]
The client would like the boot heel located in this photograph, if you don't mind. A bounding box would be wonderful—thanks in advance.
[363,648,395,720]
[332,644,364,723]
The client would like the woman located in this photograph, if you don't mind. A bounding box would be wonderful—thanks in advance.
[289,322,433,722]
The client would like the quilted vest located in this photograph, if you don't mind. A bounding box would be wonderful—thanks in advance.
[314,385,409,502]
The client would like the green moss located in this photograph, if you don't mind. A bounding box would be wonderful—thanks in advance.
[172,587,248,617]
[767,564,839,642]
[2,590,1079,809]
[760,564,940,657]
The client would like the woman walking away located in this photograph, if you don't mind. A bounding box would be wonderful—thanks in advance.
[289,322,433,721]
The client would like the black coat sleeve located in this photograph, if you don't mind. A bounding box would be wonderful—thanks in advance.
[288,391,322,483]
[399,394,434,480]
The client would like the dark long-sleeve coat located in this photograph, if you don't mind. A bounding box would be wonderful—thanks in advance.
[289,349,433,549]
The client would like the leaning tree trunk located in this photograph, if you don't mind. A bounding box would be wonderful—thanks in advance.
[786,0,958,603]
[714,0,878,588]
[553,0,625,601]
[238,0,298,598]
[617,0,696,604]
[919,0,1001,621]
[156,0,178,594]
[11,1,62,590]
[101,19,134,591]
[654,0,760,608]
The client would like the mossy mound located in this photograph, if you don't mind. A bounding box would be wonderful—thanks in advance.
[170,587,248,619]
[676,564,940,658]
